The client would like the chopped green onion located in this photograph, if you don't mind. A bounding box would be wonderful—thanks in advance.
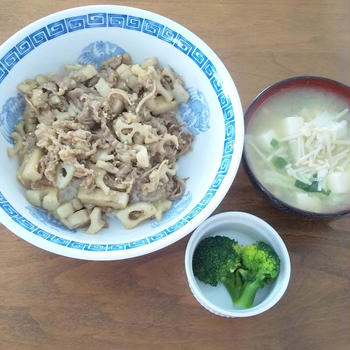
[273,157,288,168]
[270,138,279,149]
[294,180,331,196]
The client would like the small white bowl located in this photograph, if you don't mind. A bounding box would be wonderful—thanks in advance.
[185,211,291,317]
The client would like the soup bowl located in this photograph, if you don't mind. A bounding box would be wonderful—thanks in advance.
[0,5,244,260]
[243,76,350,217]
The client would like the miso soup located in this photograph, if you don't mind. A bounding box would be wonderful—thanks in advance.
[245,87,350,214]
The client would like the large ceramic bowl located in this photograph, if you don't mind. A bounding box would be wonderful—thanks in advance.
[0,5,244,260]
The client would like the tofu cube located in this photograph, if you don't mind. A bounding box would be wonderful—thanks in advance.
[326,172,350,194]
[280,116,304,138]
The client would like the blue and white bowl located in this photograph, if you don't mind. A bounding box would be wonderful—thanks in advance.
[0,5,244,260]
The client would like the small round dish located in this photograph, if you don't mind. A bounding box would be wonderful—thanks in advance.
[184,211,291,317]
[243,76,350,217]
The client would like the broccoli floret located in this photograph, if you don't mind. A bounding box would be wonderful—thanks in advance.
[234,241,280,308]
[193,238,281,309]
[192,236,242,304]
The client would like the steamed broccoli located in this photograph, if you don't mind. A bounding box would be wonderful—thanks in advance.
[192,236,243,303]
[192,237,280,309]
[234,241,280,308]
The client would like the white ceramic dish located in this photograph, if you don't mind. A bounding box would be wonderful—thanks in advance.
[0,5,244,260]
[185,212,291,317]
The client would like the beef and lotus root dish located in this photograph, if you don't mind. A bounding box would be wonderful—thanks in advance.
[8,53,194,233]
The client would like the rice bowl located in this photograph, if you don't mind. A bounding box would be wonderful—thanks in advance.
[0,5,244,260]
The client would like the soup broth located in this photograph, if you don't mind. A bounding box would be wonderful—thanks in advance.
[245,87,350,214]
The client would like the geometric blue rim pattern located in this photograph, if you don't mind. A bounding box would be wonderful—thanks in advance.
[0,12,235,252]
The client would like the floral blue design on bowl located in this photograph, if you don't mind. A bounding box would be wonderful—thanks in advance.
[151,192,192,227]
[0,94,25,144]
[78,40,126,68]
[179,88,210,135]
[26,205,76,233]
